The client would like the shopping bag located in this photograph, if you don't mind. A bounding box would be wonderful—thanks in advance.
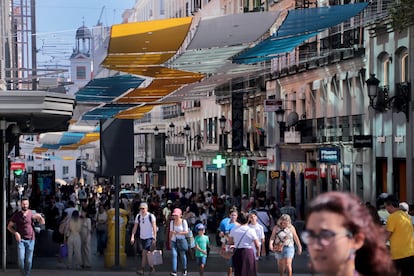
[147,250,163,266]
[59,244,68,258]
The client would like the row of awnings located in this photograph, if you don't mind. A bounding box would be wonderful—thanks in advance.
[39,3,368,152]
[75,2,368,122]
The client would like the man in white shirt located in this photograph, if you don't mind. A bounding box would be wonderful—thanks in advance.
[130,202,157,275]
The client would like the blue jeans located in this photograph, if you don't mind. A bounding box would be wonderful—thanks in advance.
[17,239,35,276]
[96,229,107,255]
[171,240,187,273]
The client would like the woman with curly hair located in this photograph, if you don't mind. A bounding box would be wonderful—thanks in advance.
[302,192,397,276]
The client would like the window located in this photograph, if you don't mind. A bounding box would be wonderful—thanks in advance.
[63,166,69,175]
[76,66,86,80]
[401,53,408,83]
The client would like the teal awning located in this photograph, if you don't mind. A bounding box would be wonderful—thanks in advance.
[82,103,136,120]
[75,75,145,103]
[233,2,369,64]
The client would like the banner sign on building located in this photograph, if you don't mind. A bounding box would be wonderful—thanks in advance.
[319,147,340,163]
[353,135,373,148]
[304,168,318,179]
[264,99,283,112]
[232,92,244,152]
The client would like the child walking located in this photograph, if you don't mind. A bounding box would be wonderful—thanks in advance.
[194,223,210,276]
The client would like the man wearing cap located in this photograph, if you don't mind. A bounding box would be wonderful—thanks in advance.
[384,195,414,276]
[131,202,157,275]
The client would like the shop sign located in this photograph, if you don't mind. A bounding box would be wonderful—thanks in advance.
[319,147,340,163]
[206,164,218,171]
[353,135,372,148]
[269,170,280,179]
[304,168,318,180]
[192,160,203,168]
[10,162,25,170]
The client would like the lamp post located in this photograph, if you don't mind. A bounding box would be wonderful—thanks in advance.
[183,124,191,191]
[153,125,159,136]
[274,106,285,204]
[218,115,227,195]
[184,124,191,152]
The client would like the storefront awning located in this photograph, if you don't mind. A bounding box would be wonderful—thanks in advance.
[233,2,369,64]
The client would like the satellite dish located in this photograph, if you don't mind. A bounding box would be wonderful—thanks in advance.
[286,111,299,127]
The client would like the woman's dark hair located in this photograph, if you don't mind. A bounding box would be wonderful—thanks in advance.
[72,210,80,222]
[305,192,397,276]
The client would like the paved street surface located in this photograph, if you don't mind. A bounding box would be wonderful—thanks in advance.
[1,232,315,275]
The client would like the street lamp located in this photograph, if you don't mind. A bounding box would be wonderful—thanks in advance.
[219,115,227,134]
[275,106,285,124]
[184,124,191,151]
[366,73,411,121]
[153,125,159,136]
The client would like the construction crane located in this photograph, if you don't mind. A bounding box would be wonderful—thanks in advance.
[97,6,105,26]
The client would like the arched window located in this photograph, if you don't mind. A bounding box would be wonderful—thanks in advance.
[401,53,409,83]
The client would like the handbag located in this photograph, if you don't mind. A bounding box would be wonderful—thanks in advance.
[274,242,284,253]
[147,250,163,266]
[186,230,195,248]
[220,228,249,260]
[176,238,188,251]
[59,244,68,258]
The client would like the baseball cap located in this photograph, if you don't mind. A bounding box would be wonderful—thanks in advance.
[172,208,182,216]
[249,209,258,216]
[195,223,205,231]
[167,200,173,204]
[139,202,148,209]
[399,202,409,212]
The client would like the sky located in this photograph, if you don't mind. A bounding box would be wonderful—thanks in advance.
[35,0,135,74]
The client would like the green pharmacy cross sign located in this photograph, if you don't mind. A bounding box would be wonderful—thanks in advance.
[212,154,226,169]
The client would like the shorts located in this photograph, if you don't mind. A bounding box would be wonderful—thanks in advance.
[196,256,207,265]
[275,245,295,260]
[140,238,154,251]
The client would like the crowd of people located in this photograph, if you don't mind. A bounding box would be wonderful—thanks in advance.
[6,182,414,276]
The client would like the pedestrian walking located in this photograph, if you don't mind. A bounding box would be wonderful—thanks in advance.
[228,211,260,276]
[194,223,210,276]
[269,214,302,276]
[130,202,157,275]
[218,208,240,276]
[303,191,397,276]
[7,196,45,276]
[95,204,108,256]
[65,210,82,269]
[169,208,189,276]
[80,209,91,268]
[384,194,414,276]
[248,210,266,262]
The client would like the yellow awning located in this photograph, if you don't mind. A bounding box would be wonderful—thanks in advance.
[103,17,193,67]
[115,105,155,119]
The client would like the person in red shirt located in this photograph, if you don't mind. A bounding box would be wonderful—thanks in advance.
[7,197,45,276]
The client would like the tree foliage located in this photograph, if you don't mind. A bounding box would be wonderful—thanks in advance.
[390,0,414,32]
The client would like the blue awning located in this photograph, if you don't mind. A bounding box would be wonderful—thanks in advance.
[75,75,145,103]
[233,2,368,64]
[82,103,137,120]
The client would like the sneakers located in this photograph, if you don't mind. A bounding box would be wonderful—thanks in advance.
[170,273,177,276]
[136,269,144,275]
[149,267,155,275]
[183,269,188,276]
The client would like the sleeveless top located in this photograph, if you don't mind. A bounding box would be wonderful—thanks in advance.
[275,226,294,247]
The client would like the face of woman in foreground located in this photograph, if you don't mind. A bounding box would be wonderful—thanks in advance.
[306,211,360,274]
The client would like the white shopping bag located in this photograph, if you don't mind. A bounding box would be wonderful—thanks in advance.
[147,250,163,266]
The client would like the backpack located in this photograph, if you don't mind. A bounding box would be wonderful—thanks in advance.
[135,213,154,237]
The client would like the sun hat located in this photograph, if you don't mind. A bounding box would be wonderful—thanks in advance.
[172,208,182,216]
